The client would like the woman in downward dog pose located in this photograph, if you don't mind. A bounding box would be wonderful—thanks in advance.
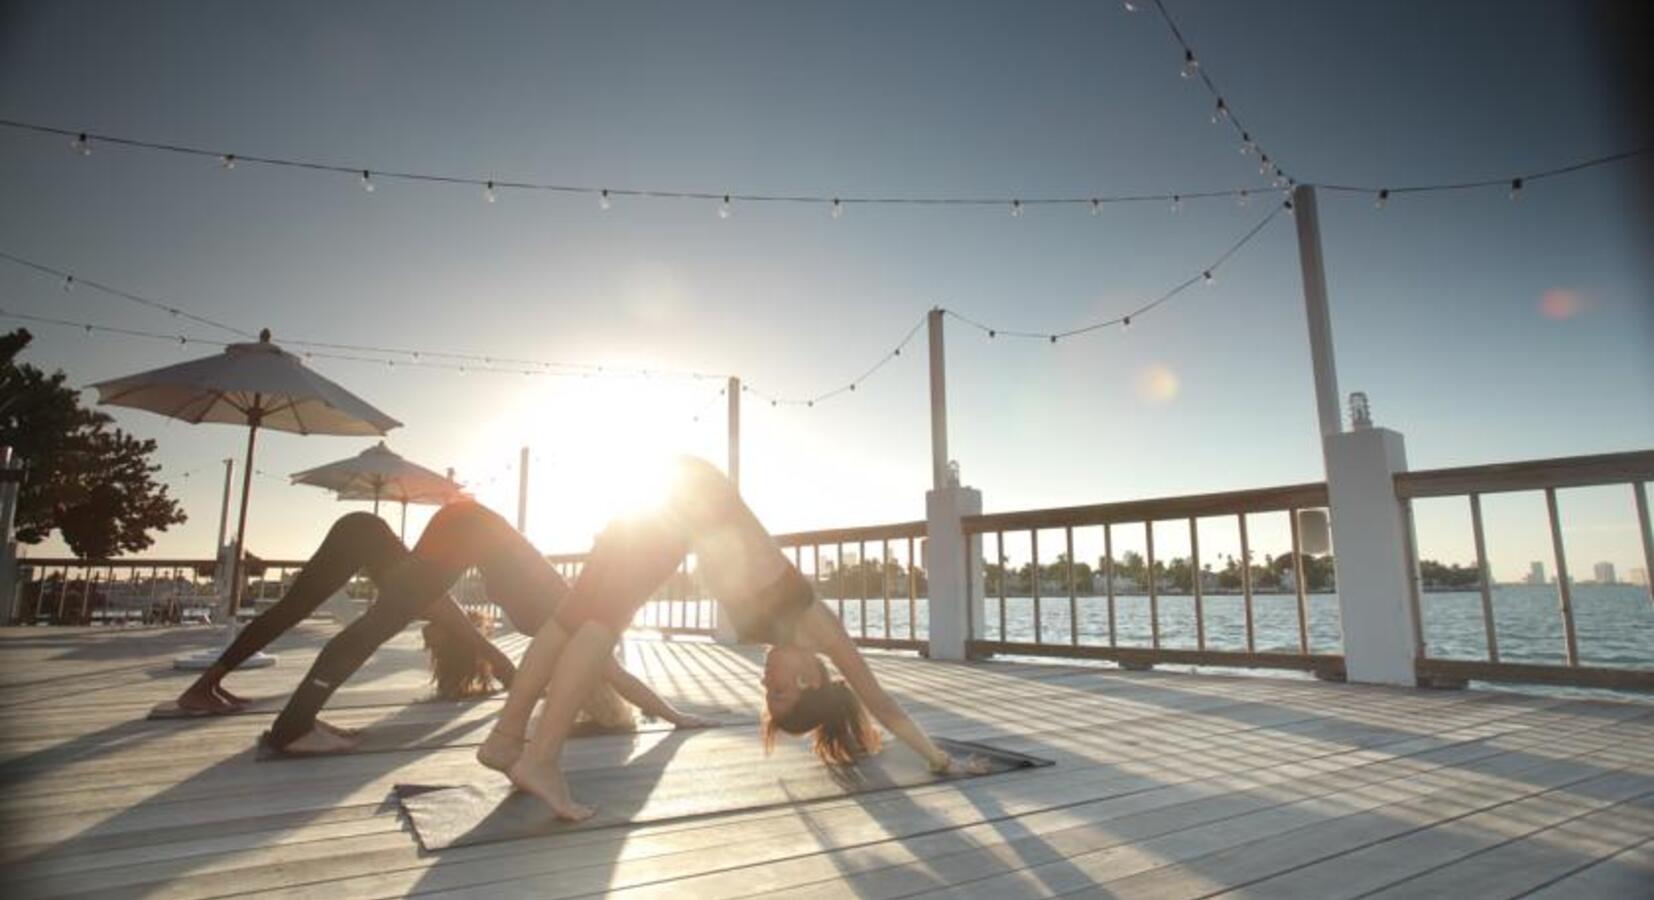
[199,502,711,755]
[173,511,514,717]
[478,457,984,821]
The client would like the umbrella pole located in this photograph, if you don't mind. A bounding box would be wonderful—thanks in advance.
[228,414,260,618]
[400,500,408,543]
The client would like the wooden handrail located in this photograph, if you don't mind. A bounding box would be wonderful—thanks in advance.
[1396,449,1654,499]
[964,482,1328,533]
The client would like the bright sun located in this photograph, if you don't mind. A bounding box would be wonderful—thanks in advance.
[463,376,725,551]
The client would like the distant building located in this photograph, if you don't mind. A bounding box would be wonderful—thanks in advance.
[1593,562,1616,585]
[1527,561,1546,585]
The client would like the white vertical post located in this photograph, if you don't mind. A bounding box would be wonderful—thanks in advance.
[1293,185,1342,442]
[1296,183,1424,686]
[516,446,530,534]
[922,306,983,659]
[927,308,949,489]
[712,377,742,644]
[727,376,740,492]
[216,457,233,553]
[1,446,22,623]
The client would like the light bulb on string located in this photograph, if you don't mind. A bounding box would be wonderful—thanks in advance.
[1090,198,1102,216]
[1212,98,1229,124]
[1258,154,1271,176]
[1123,1,1136,10]
[826,198,841,219]
[1375,189,1389,209]
[485,180,497,203]
[62,275,75,292]
[1237,189,1250,207]
[1010,199,1023,217]
[1239,132,1253,155]
[1203,270,1215,286]
[1170,194,1183,213]
[1283,198,1295,215]
[1509,178,1524,201]
[361,170,375,193]
[599,189,611,211]
[719,195,732,218]
[1122,315,1132,331]
[70,133,90,155]
[1048,335,1058,344]
[219,154,236,170]
[1181,50,1199,79]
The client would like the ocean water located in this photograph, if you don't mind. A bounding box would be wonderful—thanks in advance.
[650,583,1654,697]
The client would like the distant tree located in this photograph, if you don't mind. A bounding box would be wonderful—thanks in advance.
[0,329,186,558]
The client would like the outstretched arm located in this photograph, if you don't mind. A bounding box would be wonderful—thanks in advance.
[601,658,715,727]
[796,602,961,771]
[424,596,517,687]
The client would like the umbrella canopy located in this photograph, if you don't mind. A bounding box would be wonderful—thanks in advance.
[292,442,461,538]
[89,331,401,435]
[89,329,400,613]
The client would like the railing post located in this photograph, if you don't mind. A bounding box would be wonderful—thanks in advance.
[1325,424,1421,685]
[0,446,23,624]
[926,477,982,661]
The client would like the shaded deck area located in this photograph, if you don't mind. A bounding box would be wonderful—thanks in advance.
[2,623,1651,898]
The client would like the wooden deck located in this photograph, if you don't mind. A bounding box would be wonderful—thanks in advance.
[1,623,1651,899]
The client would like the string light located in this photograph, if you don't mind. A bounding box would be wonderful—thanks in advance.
[1212,98,1229,124]
[1090,198,1102,216]
[1509,177,1524,201]
[485,180,497,203]
[718,195,731,218]
[360,170,375,193]
[1375,189,1389,209]
[1123,1,1136,11]
[1237,189,1250,207]
[2,249,250,337]
[1170,194,1182,213]
[70,132,90,155]
[1181,49,1199,79]
[831,198,843,219]
[62,275,74,291]
[1011,199,1023,218]
[599,189,612,210]
[1202,269,1215,285]
[219,154,236,170]
[1239,133,1254,156]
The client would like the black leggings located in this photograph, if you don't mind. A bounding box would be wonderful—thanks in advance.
[267,503,567,747]
[215,512,407,673]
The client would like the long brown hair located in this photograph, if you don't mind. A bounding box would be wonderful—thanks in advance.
[763,676,882,766]
[423,609,496,699]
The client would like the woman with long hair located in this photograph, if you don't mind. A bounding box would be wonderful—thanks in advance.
[176,505,709,755]
[479,456,984,821]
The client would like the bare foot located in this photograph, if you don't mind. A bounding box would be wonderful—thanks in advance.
[176,684,238,714]
[214,684,252,708]
[315,718,362,739]
[275,725,360,755]
[476,728,524,774]
[507,758,595,822]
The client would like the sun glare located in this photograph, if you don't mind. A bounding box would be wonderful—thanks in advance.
[463,376,723,551]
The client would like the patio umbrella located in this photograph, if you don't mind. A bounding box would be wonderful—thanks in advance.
[89,328,400,665]
[291,442,461,541]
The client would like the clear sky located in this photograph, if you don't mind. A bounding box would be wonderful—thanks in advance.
[3,1,1650,580]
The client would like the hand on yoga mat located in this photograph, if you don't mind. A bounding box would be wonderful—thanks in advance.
[667,711,720,730]
[933,753,991,775]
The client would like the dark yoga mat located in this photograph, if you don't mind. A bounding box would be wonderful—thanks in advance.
[256,712,743,761]
[395,734,1053,851]
[148,688,500,720]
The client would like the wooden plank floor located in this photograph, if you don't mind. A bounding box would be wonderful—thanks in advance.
[1,623,1651,899]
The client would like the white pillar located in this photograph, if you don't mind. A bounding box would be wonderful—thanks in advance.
[215,457,234,554]
[516,446,530,534]
[726,376,740,491]
[1325,426,1421,685]
[1293,185,1342,444]
[926,308,949,490]
[926,483,983,661]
